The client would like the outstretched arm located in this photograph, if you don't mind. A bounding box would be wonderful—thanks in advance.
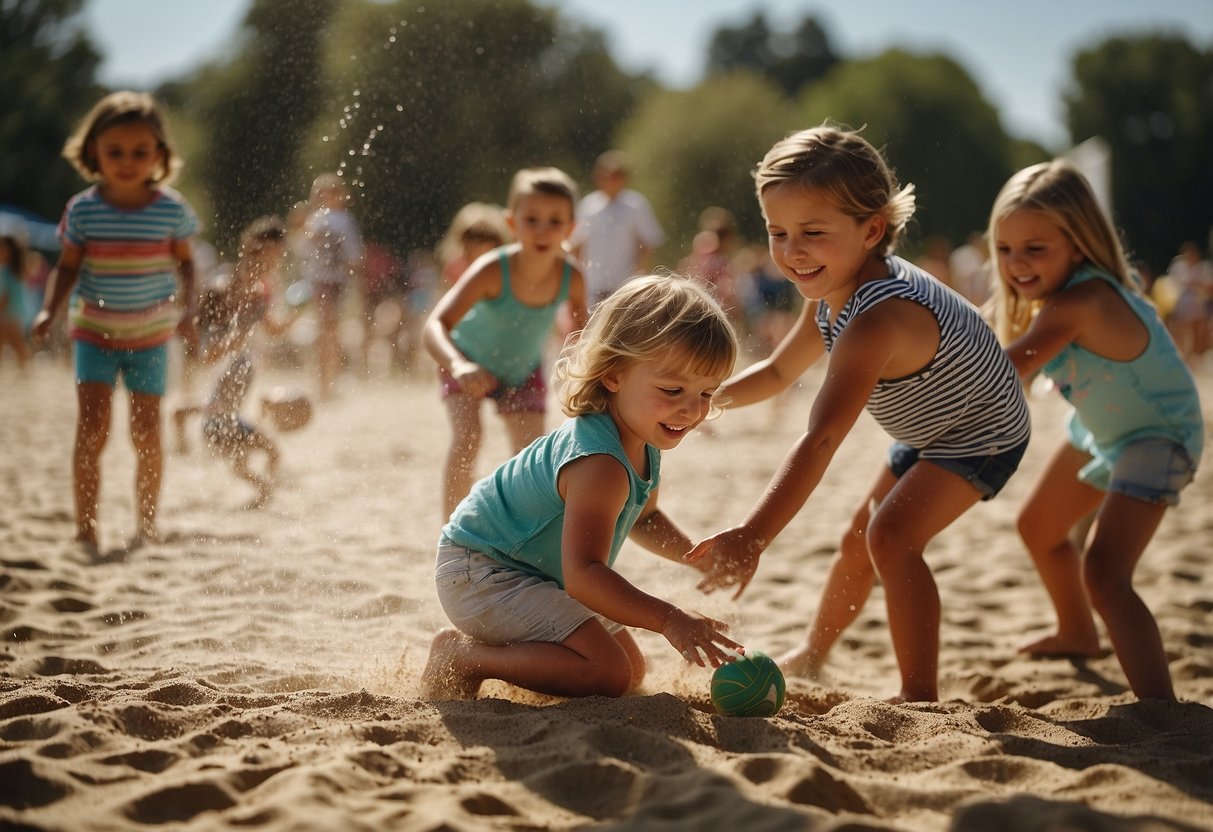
[722,301,824,408]
[626,485,699,564]
[1005,287,1088,378]
[560,454,742,666]
[689,309,895,597]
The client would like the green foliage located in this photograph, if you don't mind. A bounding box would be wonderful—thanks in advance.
[0,0,102,222]
[800,49,1016,252]
[617,72,797,262]
[706,12,838,95]
[290,0,639,256]
[166,0,340,253]
[1064,34,1213,272]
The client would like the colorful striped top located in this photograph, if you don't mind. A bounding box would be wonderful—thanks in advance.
[59,186,199,349]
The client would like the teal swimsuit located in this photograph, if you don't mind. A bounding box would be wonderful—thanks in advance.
[451,248,572,386]
[1042,265,1204,489]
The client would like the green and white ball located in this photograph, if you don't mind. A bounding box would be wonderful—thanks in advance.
[710,651,786,717]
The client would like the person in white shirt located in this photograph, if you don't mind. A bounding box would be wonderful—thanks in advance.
[570,150,665,306]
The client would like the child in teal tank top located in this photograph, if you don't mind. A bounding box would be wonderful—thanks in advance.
[421,275,744,701]
[990,160,1204,701]
[424,167,589,521]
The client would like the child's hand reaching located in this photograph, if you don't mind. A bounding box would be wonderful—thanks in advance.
[686,527,765,599]
[451,359,497,399]
[660,607,743,668]
[30,309,53,342]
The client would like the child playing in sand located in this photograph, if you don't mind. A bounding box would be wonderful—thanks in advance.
[31,91,199,557]
[174,217,298,508]
[688,125,1032,702]
[301,173,363,399]
[424,168,589,520]
[422,275,745,700]
[988,161,1203,701]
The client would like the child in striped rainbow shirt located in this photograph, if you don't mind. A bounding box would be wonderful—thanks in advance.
[33,91,200,560]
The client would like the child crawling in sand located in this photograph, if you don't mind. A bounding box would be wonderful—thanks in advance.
[174,217,300,508]
[422,274,743,700]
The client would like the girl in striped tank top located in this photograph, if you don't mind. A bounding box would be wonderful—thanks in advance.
[689,125,1030,702]
[32,91,199,560]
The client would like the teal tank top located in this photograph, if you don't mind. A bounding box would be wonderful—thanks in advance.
[450,247,571,386]
[1042,265,1204,489]
[443,412,659,589]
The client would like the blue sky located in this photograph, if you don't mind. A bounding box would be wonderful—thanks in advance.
[86,0,1212,150]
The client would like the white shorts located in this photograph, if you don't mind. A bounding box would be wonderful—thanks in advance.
[434,538,623,645]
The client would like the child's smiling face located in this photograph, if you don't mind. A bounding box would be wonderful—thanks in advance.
[761,182,885,307]
[994,208,1084,301]
[604,351,726,459]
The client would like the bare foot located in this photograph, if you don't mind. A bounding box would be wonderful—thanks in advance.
[123,527,161,554]
[420,629,483,700]
[776,645,823,680]
[1019,633,1101,658]
[75,537,102,563]
[887,688,937,704]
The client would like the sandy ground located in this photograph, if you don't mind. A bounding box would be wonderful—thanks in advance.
[2,353,1212,831]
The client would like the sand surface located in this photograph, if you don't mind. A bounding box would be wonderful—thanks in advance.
[2,357,1212,831]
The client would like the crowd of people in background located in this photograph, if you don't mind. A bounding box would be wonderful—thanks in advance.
[6,153,1212,389]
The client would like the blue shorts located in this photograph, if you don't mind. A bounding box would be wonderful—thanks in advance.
[434,538,622,645]
[887,438,1028,501]
[438,365,547,414]
[1105,438,1196,507]
[75,341,169,396]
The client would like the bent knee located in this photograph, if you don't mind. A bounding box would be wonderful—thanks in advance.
[1082,562,1133,608]
[837,530,876,574]
[583,658,634,698]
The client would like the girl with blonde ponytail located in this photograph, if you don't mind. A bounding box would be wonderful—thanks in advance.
[689,124,1031,702]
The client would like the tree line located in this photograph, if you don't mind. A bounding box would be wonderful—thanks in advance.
[3,0,1210,274]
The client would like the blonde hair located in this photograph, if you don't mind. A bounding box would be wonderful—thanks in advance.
[62,91,180,185]
[754,124,916,257]
[987,160,1136,343]
[436,202,510,267]
[506,167,578,213]
[555,274,738,417]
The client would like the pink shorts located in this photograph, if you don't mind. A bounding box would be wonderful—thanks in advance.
[438,365,546,414]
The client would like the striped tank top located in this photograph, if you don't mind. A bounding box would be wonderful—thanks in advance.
[816,256,1030,458]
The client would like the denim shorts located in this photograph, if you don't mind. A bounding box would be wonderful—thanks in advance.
[887,438,1029,501]
[438,365,546,414]
[1105,437,1196,507]
[434,538,622,645]
[75,341,168,396]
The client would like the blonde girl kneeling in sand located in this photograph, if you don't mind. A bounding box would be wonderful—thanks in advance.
[423,275,743,700]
